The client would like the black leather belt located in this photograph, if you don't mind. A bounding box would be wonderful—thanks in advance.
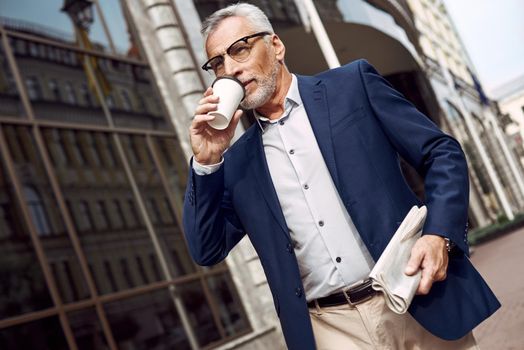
[307,278,376,308]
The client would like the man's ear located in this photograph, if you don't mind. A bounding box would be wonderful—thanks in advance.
[272,34,286,61]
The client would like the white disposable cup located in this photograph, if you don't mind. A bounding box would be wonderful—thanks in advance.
[207,76,245,130]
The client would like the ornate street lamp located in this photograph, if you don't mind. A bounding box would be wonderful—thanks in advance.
[61,0,94,31]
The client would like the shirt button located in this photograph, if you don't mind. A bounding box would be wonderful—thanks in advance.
[336,257,341,263]
[295,287,303,297]
[319,220,324,227]
[289,149,294,155]
[303,184,309,190]
[279,120,285,125]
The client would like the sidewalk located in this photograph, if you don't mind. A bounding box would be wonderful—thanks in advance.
[470,227,524,349]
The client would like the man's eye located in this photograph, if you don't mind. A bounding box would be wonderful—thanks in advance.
[211,58,224,71]
[230,44,249,58]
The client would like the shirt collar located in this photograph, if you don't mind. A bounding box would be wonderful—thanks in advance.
[254,74,301,131]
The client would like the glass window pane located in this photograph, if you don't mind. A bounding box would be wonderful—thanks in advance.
[2,125,90,304]
[8,36,109,126]
[206,273,250,337]
[68,308,110,350]
[0,154,54,319]
[122,134,196,279]
[1,0,111,52]
[109,66,170,131]
[96,0,143,59]
[179,280,221,346]
[0,315,68,349]
[151,136,188,206]
[0,37,25,117]
[42,128,166,294]
[104,289,191,350]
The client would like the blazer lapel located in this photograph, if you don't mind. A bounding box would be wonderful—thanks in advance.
[297,75,341,189]
[245,128,290,238]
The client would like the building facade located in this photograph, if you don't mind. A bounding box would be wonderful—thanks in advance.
[0,1,522,349]
[491,74,524,170]
[0,1,252,349]
[406,0,524,223]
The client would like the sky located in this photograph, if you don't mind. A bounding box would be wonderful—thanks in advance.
[442,0,524,97]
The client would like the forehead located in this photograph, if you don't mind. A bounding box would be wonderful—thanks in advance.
[205,16,254,57]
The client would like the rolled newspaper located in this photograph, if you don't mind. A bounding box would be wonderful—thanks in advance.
[369,205,427,314]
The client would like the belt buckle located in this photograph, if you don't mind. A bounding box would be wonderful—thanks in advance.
[342,278,373,307]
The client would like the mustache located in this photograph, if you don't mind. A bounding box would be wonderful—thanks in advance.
[238,76,255,85]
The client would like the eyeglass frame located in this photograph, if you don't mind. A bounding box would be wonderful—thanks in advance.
[201,31,272,73]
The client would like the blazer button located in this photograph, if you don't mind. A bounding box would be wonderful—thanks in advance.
[286,243,293,253]
[295,287,302,297]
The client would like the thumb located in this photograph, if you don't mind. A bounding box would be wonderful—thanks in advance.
[405,249,423,276]
[228,109,244,130]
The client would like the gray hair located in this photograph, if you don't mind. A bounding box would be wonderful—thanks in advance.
[201,3,274,43]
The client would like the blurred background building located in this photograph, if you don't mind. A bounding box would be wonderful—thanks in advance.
[0,0,522,349]
[491,74,524,171]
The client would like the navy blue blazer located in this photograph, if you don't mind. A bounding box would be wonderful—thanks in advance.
[183,59,500,349]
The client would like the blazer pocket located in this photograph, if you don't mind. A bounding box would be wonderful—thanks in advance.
[331,107,366,136]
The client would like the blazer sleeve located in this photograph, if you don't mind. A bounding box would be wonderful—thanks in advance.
[357,59,470,254]
[182,158,246,265]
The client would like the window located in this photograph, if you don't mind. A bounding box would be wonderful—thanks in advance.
[24,186,52,236]
[120,259,135,288]
[78,200,94,231]
[112,199,126,228]
[149,253,162,281]
[29,42,39,56]
[25,76,42,100]
[106,94,115,108]
[70,132,88,166]
[147,198,160,224]
[120,89,132,111]
[85,133,102,167]
[63,260,79,300]
[99,133,117,167]
[135,256,149,284]
[64,82,77,104]
[94,200,110,230]
[104,261,118,292]
[48,79,61,101]
[80,83,93,106]
[127,199,140,227]
[0,203,14,237]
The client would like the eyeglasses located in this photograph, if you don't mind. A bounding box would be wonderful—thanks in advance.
[201,31,271,74]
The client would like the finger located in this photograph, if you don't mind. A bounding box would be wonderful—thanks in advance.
[191,114,216,131]
[417,271,433,295]
[434,260,448,281]
[195,102,218,115]
[405,248,424,276]
[198,95,219,107]
[227,109,244,130]
[204,87,214,97]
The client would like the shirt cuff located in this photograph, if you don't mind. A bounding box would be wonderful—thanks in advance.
[192,157,224,175]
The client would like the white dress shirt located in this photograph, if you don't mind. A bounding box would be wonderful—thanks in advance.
[194,75,375,301]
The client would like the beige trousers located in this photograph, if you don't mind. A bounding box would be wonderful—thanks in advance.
[309,295,479,350]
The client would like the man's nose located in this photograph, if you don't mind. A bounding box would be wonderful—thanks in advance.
[223,55,241,77]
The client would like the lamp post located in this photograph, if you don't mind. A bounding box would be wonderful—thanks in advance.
[61,0,94,32]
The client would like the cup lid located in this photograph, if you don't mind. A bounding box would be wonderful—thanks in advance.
[211,76,246,101]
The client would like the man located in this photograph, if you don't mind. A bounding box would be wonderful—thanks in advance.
[183,3,500,349]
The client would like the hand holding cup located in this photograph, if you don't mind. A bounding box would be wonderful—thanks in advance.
[190,78,244,165]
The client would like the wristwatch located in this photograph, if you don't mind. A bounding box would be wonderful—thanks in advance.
[444,238,455,253]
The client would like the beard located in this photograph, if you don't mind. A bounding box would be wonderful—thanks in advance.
[240,62,279,110]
